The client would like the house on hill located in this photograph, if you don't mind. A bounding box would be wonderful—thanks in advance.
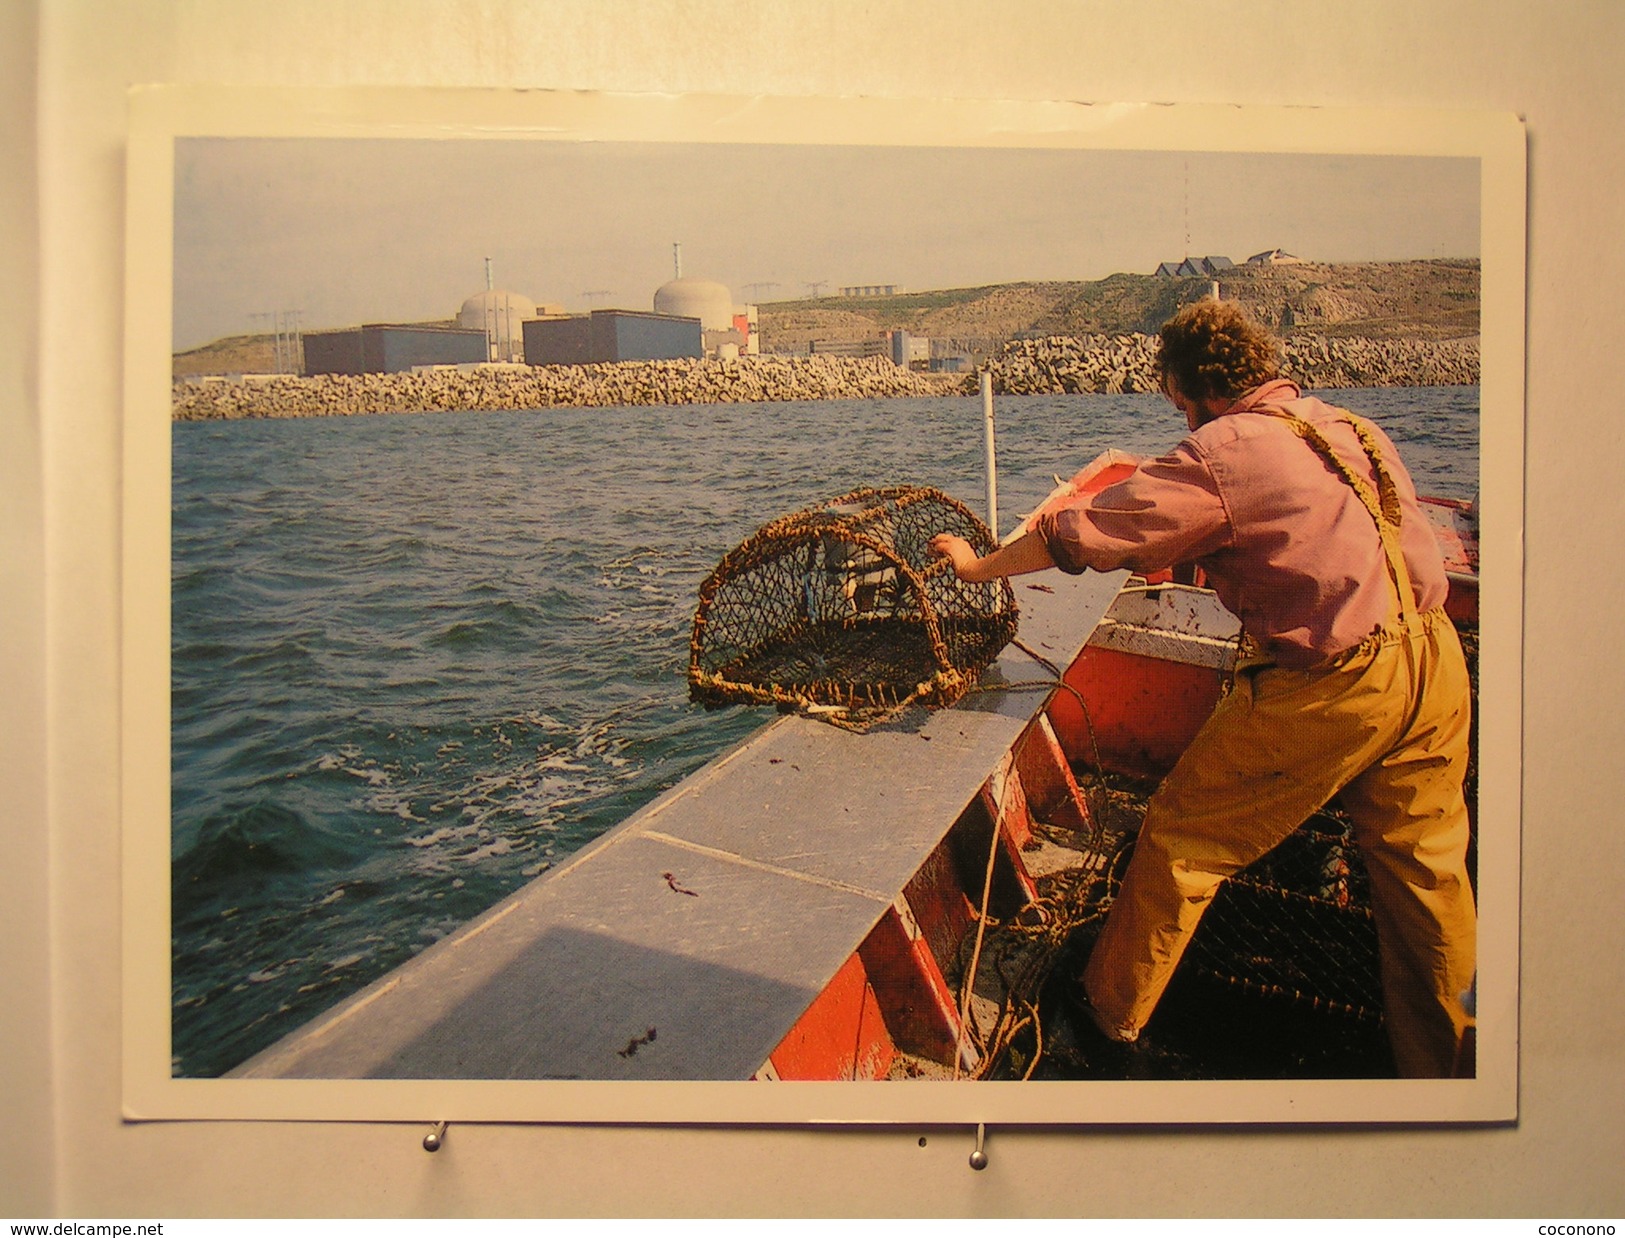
[1154,256,1235,277]
[1246,248,1304,265]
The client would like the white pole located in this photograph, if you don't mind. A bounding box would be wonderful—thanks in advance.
[980,370,998,538]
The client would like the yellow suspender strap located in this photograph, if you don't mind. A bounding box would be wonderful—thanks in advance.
[1257,405,1422,637]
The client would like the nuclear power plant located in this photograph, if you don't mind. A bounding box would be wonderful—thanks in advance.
[651,245,756,358]
[301,251,757,377]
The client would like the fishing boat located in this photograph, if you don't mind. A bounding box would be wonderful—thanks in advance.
[231,452,1478,1085]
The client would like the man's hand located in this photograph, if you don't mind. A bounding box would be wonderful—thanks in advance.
[929,533,980,581]
[929,529,1058,583]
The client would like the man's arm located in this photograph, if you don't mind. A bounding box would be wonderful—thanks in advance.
[928,530,1057,583]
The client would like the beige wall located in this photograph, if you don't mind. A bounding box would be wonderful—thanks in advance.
[2,0,52,1213]
[6,0,1624,1217]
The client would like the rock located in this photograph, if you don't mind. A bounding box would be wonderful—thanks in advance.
[978,333,1479,396]
[172,355,960,421]
[170,334,1480,422]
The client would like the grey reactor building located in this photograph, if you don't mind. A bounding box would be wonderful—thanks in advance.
[302,275,750,376]
[303,311,705,375]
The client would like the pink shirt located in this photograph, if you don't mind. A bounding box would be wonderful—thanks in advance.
[1033,379,1449,669]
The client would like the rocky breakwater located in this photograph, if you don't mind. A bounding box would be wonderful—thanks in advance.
[171,354,955,421]
[981,333,1481,396]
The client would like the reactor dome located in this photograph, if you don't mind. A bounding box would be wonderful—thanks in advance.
[458,289,538,362]
[653,277,735,331]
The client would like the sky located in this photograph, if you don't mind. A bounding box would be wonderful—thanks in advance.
[171,137,1481,352]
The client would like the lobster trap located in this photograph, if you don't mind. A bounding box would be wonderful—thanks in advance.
[1182,804,1385,1020]
[688,486,1019,730]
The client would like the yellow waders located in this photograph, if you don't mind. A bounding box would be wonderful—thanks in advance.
[1080,410,1478,1078]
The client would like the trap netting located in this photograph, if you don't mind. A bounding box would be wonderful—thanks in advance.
[1183,804,1386,1019]
[688,485,1019,730]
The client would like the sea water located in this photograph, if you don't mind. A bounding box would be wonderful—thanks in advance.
[170,387,1479,1076]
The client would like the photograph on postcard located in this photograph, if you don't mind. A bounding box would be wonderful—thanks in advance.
[124,90,1523,1124]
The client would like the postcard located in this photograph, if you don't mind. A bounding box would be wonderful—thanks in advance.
[124,86,1524,1125]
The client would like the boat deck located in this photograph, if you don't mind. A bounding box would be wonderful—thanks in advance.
[232,567,1127,1081]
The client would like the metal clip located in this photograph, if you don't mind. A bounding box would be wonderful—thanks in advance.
[969,1122,988,1171]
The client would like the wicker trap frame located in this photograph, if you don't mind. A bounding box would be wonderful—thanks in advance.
[689,486,1019,730]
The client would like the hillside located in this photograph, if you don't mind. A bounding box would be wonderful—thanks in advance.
[171,261,1478,378]
[756,260,1480,352]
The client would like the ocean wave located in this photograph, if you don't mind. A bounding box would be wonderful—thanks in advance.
[172,800,361,916]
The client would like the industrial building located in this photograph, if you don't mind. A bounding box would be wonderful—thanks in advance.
[302,324,491,375]
[888,329,931,368]
[298,258,754,374]
[457,289,538,363]
[456,259,566,363]
[523,309,703,366]
[653,275,754,357]
[809,337,889,359]
[729,305,758,358]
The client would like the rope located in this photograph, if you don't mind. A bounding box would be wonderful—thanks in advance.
[952,759,1010,1081]
[951,637,1118,1077]
[956,825,1134,1079]
[974,633,1117,849]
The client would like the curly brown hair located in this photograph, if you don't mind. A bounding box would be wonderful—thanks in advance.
[1155,300,1283,403]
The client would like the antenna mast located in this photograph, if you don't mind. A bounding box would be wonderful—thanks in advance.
[1183,161,1191,257]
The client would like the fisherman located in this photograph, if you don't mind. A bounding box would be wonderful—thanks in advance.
[928,300,1476,1078]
